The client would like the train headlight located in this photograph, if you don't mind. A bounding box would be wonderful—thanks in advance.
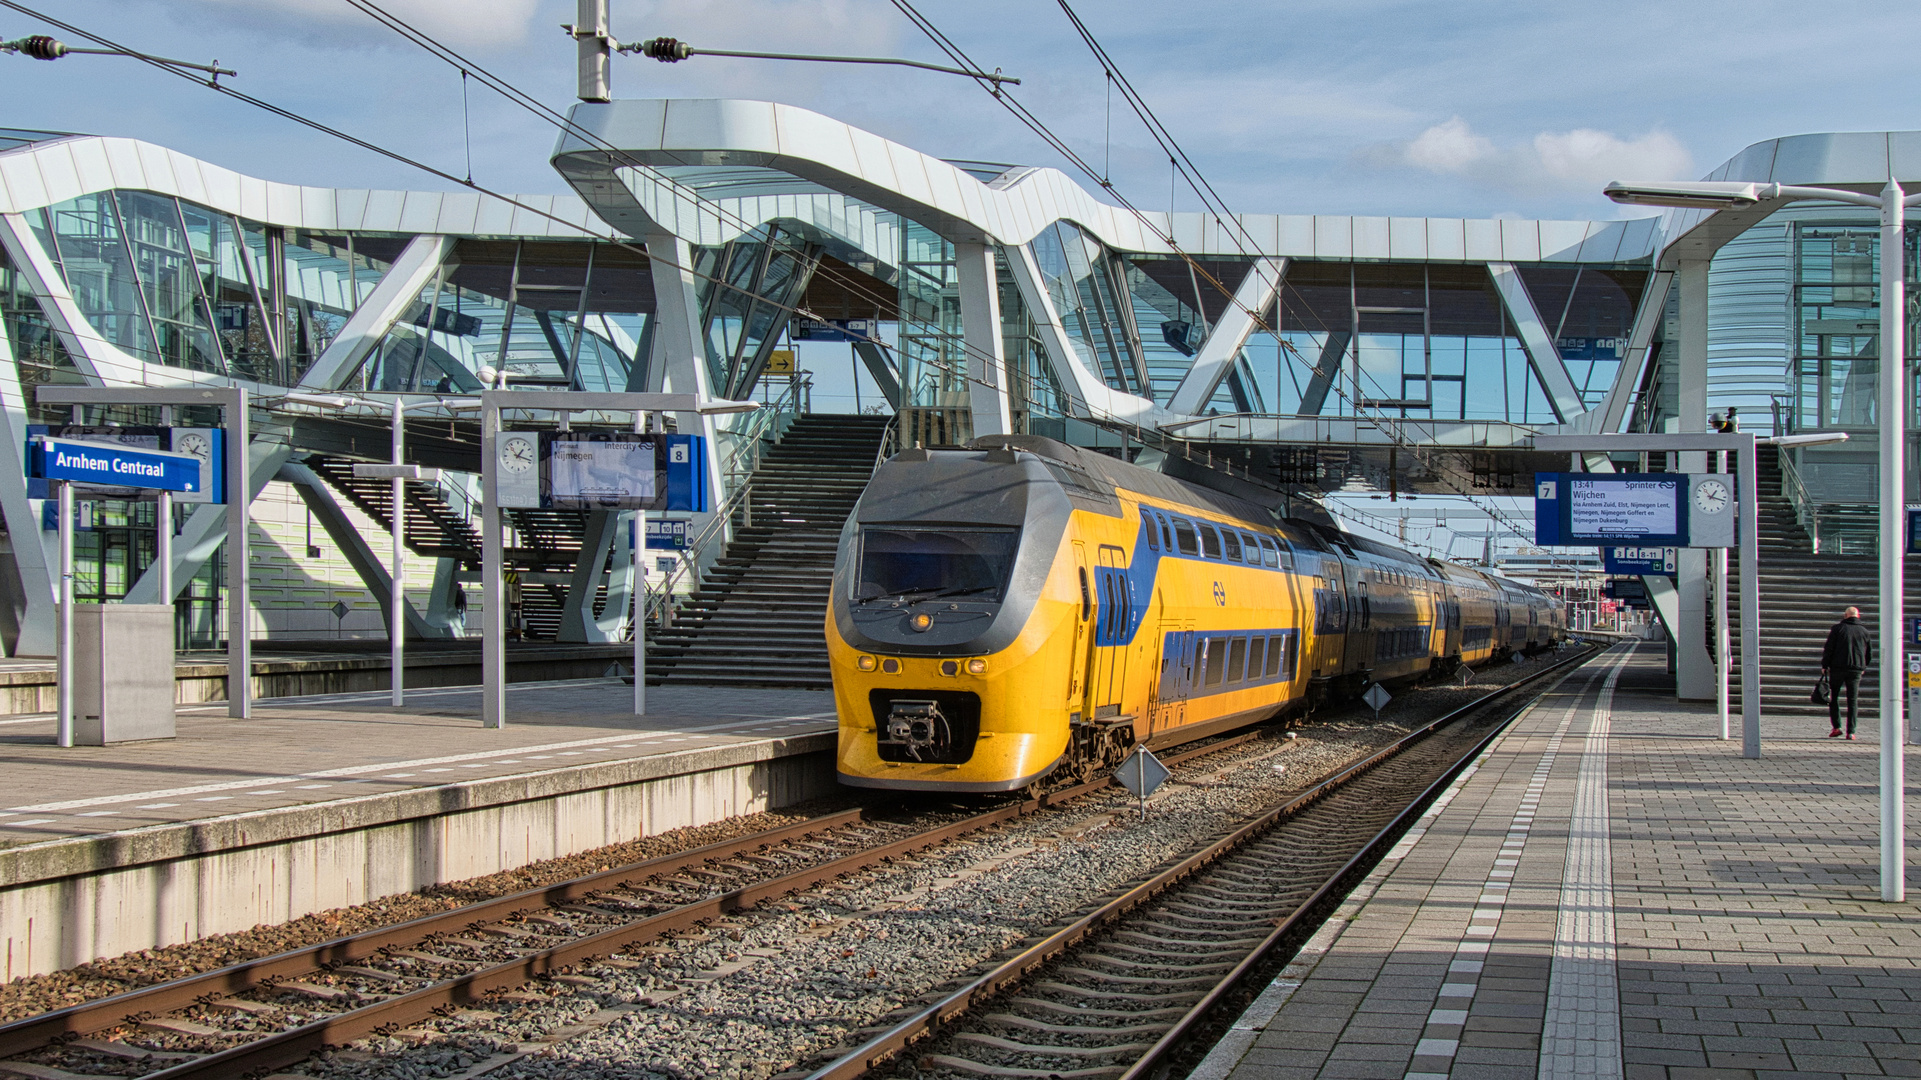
[857,655,876,671]
[967,658,987,674]
[940,660,958,677]
[881,658,901,674]
[910,612,934,632]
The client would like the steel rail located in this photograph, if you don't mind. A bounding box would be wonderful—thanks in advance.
[801,643,1608,1080]
[0,729,1261,1074]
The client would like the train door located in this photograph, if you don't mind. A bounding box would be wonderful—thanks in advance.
[1069,541,1092,713]
[1089,545,1130,718]
[1151,618,1193,734]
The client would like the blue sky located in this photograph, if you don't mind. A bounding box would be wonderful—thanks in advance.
[8,0,1921,224]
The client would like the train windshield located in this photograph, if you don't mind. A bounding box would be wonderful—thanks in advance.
[855,526,1020,603]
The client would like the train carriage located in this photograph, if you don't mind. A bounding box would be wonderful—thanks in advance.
[829,435,1565,793]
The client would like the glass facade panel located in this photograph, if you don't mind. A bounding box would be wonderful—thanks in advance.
[114,190,222,373]
[696,224,817,399]
[44,191,157,362]
[997,246,1065,428]
[0,244,84,425]
[1517,266,1645,410]
[1277,261,1557,423]
[1029,222,1147,397]
[897,218,963,410]
[357,239,644,392]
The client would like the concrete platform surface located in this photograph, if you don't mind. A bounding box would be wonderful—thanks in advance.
[0,678,840,979]
[1197,642,1921,1080]
[0,678,835,850]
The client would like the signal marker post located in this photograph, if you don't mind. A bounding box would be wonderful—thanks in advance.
[1115,745,1170,820]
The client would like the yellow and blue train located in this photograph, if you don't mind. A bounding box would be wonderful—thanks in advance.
[828,435,1566,793]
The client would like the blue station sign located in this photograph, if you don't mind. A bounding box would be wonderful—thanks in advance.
[30,436,203,493]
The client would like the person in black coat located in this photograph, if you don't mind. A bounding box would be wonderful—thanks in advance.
[1821,607,1874,739]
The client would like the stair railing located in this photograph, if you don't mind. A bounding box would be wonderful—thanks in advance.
[1778,448,1823,554]
[870,413,900,476]
[635,376,811,637]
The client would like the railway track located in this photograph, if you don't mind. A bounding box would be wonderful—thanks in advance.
[801,643,1612,1080]
[0,732,1266,1080]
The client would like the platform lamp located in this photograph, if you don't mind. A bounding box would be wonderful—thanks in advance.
[1607,178,1918,903]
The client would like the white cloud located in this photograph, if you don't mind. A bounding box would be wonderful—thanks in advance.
[1377,116,1693,196]
[182,0,545,50]
[1532,127,1692,186]
[1405,116,1494,174]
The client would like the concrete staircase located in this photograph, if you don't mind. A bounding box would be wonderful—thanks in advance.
[645,413,893,689]
[1724,444,1913,724]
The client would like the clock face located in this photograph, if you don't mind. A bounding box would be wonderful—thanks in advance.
[176,433,210,460]
[501,436,536,474]
[1693,479,1731,515]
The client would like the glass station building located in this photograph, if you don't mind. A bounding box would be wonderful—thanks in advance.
[0,104,1904,659]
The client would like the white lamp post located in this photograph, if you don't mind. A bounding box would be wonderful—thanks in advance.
[1607,178,1916,902]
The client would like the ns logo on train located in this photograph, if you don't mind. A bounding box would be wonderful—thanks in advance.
[826,435,1566,793]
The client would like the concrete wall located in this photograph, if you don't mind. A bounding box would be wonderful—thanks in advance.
[0,733,836,980]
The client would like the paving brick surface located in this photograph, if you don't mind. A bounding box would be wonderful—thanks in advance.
[1208,642,1921,1080]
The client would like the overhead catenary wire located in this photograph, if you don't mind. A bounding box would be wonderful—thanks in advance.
[883,0,1545,548]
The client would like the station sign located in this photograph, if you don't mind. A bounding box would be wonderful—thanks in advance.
[29,436,203,493]
[26,425,223,504]
[1907,508,1921,555]
[1534,473,1735,549]
[1603,546,1678,576]
[638,518,689,550]
[497,432,709,513]
[793,317,876,343]
[763,349,797,375]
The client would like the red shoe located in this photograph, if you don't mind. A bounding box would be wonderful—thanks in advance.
[1830,729,1843,738]
[1847,734,1858,740]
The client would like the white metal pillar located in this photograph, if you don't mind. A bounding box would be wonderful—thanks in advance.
[390,397,407,707]
[954,242,1011,437]
[481,400,505,729]
[1737,436,1762,759]
[1879,180,1906,902]
[55,480,71,747]
[226,388,252,718]
[1674,259,1715,702]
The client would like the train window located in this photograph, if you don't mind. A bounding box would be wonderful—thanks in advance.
[856,526,1020,603]
[1228,637,1247,683]
[1247,636,1267,680]
[1260,537,1281,568]
[1160,515,1175,551]
[1142,512,1159,551]
[1240,533,1259,562]
[1221,529,1242,562]
[1203,637,1226,687]
[1267,633,1287,677]
[1200,525,1223,559]
[1173,518,1200,556]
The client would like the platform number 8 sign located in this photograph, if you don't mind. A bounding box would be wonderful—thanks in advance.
[671,444,689,464]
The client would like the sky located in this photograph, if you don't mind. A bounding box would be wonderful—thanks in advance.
[8,0,1921,224]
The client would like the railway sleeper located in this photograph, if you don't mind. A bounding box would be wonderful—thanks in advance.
[953,1032,1158,1058]
[1071,953,1235,977]
[1097,940,1249,963]
[1052,966,1223,988]
[918,1053,1124,1080]
[982,1015,1169,1041]
[1005,998,1191,1022]
[1031,979,1207,1003]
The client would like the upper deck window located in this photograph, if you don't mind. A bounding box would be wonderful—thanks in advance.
[1173,518,1200,556]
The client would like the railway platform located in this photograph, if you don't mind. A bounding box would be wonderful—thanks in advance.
[1197,641,1921,1080]
[0,679,837,982]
